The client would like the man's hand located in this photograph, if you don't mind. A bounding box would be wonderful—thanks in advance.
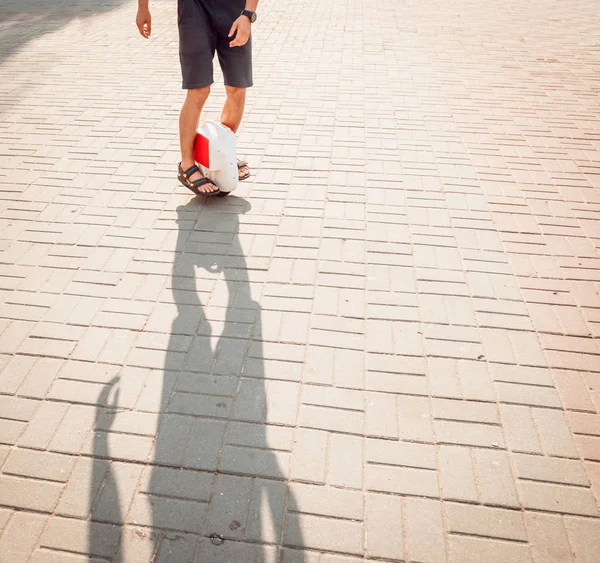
[136,7,152,38]
[229,16,251,47]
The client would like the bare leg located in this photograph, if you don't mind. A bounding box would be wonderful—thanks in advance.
[221,86,249,180]
[179,86,218,193]
[221,86,246,133]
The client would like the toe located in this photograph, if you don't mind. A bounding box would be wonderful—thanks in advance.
[201,183,218,193]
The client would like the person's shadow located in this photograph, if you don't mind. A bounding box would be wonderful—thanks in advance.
[146,196,305,561]
[87,196,305,561]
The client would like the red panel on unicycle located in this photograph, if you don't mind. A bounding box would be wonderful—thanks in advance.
[193,133,210,168]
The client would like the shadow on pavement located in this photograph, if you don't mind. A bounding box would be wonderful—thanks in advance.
[90,195,305,561]
[90,376,124,562]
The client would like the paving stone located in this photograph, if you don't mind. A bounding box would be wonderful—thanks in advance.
[584,461,600,509]
[129,492,207,534]
[366,463,439,497]
[81,431,154,463]
[511,453,589,486]
[448,535,533,563]
[405,497,447,562]
[139,466,213,502]
[432,397,499,424]
[291,482,363,521]
[0,512,48,563]
[563,516,600,563]
[3,448,76,482]
[57,456,106,519]
[40,517,120,559]
[284,513,363,554]
[531,408,580,458]
[396,393,435,442]
[498,404,543,454]
[92,461,144,524]
[15,357,63,399]
[365,391,398,438]
[0,355,35,394]
[0,508,11,534]
[517,480,599,517]
[206,474,253,539]
[366,438,437,469]
[365,492,403,559]
[445,502,527,541]
[525,512,575,563]
[473,449,520,508]
[299,403,364,435]
[438,445,479,502]
[246,478,287,544]
[220,444,290,480]
[0,475,63,513]
[196,538,277,563]
[0,395,38,422]
[30,550,106,563]
[0,419,26,446]
[326,432,364,489]
[435,419,505,449]
[113,525,158,563]
[48,404,99,454]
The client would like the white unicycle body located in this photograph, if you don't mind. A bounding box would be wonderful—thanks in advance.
[193,120,238,194]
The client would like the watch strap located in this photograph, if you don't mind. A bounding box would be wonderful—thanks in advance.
[241,9,257,22]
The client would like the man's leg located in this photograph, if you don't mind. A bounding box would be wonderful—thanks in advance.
[220,86,246,133]
[179,86,218,193]
[221,86,249,180]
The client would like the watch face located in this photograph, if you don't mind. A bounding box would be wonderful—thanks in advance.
[251,12,257,22]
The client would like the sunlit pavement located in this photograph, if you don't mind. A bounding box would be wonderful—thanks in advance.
[1,0,600,561]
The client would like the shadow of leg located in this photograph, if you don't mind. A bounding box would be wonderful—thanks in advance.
[88,376,123,562]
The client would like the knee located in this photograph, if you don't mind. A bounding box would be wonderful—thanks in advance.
[225,86,246,102]
[187,86,211,106]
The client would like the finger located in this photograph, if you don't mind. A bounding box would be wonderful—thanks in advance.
[147,18,151,36]
[230,33,248,47]
[228,21,238,37]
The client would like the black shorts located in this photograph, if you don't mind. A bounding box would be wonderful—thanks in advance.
[178,0,253,89]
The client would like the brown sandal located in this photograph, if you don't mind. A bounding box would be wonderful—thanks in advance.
[178,163,221,196]
[237,159,250,181]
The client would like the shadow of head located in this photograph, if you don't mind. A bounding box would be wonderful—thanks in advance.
[175,195,252,275]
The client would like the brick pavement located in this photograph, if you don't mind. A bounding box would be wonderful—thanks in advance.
[1,0,600,561]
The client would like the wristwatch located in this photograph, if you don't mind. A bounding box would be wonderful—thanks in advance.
[241,9,257,23]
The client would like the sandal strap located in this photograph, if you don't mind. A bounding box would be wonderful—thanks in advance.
[237,160,248,168]
[181,164,199,178]
[192,177,214,187]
